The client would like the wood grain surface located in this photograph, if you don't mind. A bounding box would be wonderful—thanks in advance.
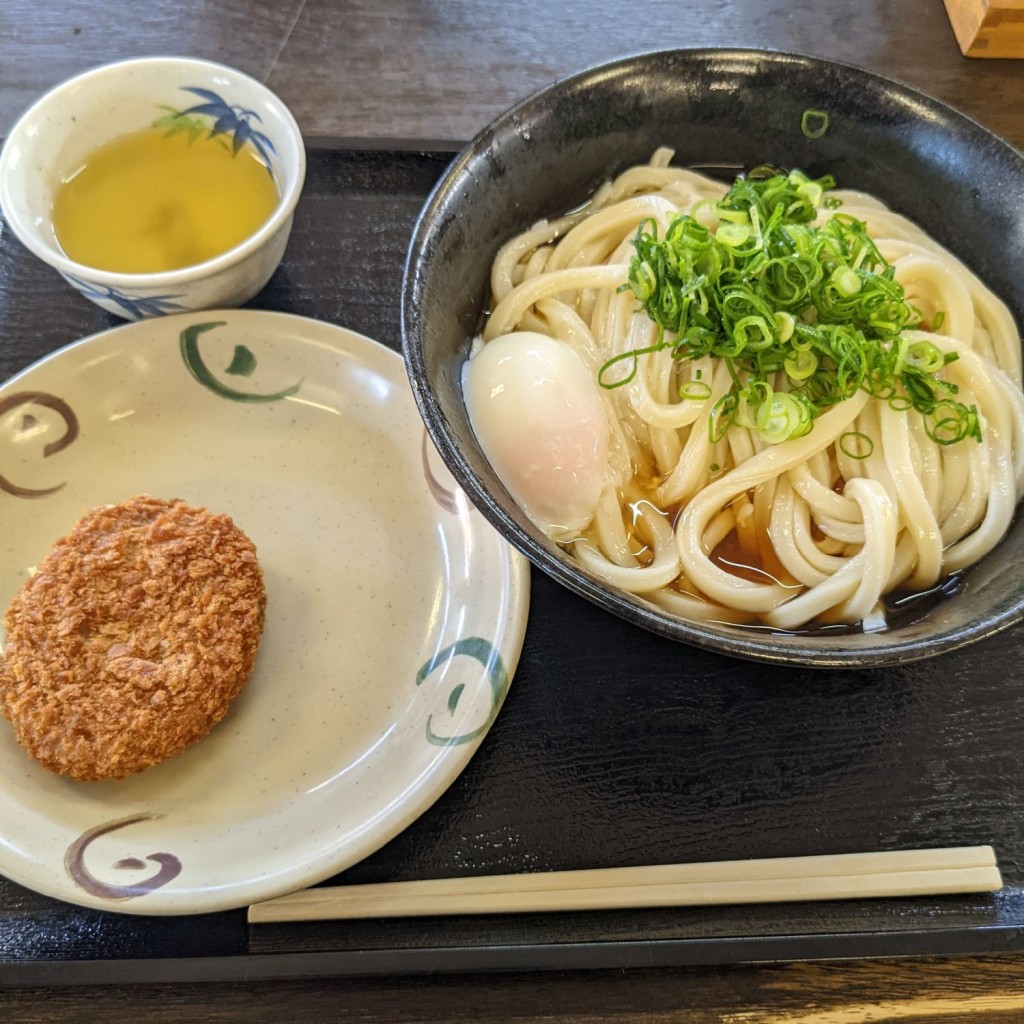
[6,955,1024,1022]
[2,0,1023,149]
[2,0,1024,1020]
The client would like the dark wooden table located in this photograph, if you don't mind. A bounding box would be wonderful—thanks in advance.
[4,1,1024,1020]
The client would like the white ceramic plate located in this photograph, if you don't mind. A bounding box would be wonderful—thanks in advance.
[0,310,529,915]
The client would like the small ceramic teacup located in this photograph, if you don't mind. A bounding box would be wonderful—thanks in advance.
[0,57,305,320]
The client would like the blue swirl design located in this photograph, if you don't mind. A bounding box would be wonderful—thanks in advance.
[416,636,509,746]
[63,274,186,320]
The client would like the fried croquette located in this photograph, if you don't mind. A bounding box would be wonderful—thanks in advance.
[0,495,266,781]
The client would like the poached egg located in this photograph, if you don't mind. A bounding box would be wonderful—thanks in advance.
[463,331,610,538]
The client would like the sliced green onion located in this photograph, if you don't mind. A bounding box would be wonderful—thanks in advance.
[716,222,751,247]
[831,266,862,297]
[840,431,874,459]
[932,310,946,331]
[716,207,750,225]
[784,348,818,381]
[796,180,824,208]
[709,393,737,442]
[926,401,981,445]
[598,342,666,388]
[801,109,830,139]
[631,260,658,302]
[733,314,774,351]
[679,379,712,400]
[774,310,796,343]
[756,392,806,443]
[892,335,909,375]
[603,167,980,447]
[905,339,945,374]
[734,392,759,430]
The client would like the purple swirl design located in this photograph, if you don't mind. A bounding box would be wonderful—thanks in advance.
[421,430,464,515]
[65,814,182,901]
[0,391,79,498]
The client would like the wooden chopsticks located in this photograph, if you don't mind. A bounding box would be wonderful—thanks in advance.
[247,845,1001,923]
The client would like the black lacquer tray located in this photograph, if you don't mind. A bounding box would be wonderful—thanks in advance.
[2,144,1024,987]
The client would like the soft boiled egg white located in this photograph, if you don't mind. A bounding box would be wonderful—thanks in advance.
[462,331,610,538]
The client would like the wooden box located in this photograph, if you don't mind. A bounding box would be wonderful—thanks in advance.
[944,0,1024,57]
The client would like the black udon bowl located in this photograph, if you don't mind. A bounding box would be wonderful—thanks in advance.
[401,49,1024,667]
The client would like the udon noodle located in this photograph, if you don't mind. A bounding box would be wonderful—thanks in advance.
[470,149,1024,631]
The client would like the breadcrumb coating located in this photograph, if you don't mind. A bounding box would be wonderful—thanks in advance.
[0,496,266,781]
